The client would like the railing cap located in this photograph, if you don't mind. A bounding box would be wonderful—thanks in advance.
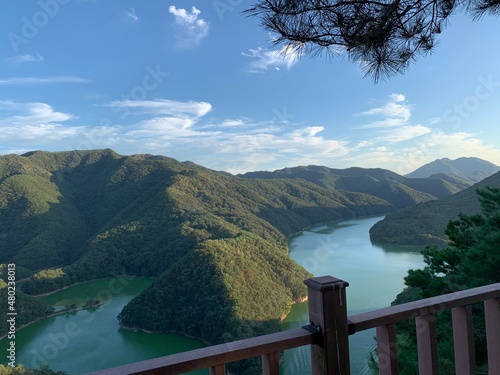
[304,275,349,291]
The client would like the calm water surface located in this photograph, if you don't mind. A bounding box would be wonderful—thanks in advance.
[2,216,424,375]
[0,278,207,375]
[281,216,425,375]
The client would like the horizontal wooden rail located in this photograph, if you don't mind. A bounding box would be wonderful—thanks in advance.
[348,282,500,333]
[82,278,500,375]
[85,327,319,375]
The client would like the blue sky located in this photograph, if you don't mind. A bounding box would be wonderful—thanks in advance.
[1,1,500,174]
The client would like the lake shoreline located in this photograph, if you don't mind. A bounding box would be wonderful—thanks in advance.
[120,324,213,346]
[0,301,106,341]
[31,275,141,298]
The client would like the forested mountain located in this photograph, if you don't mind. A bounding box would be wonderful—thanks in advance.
[404,157,499,184]
[0,150,478,373]
[0,150,390,365]
[240,165,467,205]
[370,171,500,246]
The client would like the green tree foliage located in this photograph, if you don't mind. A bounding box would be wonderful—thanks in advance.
[391,187,500,374]
[0,150,476,374]
[370,171,500,246]
[0,279,54,336]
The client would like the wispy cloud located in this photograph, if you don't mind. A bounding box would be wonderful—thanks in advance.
[104,99,215,145]
[243,45,301,73]
[377,125,431,143]
[0,76,91,85]
[5,53,44,65]
[98,99,350,172]
[0,101,73,125]
[168,6,209,46]
[359,93,412,128]
[104,99,212,117]
[0,101,83,149]
[344,131,500,175]
[355,93,430,144]
[2,95,499,176]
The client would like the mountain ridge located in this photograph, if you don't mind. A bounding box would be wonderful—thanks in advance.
[404,157,499,184]
[0,150,389,361]
[0,149,494,373]
[370,170,500,246]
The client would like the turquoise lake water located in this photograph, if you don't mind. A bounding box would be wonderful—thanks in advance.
[1,215,425,375]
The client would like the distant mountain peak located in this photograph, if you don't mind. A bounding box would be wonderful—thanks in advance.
[405,157,499,184]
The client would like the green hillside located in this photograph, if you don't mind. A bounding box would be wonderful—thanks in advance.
[0,150,477,373]
[0,150,392,362]
[370,171,500,246]
[240,165,466,207]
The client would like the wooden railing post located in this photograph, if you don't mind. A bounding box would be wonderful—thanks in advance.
[376,324,399,375]
[415,314,438,375]
[452,305,475,375]
[305,276,350,375]
[209,364,225,375]
[484,298,500,375]
[261,352,280,375]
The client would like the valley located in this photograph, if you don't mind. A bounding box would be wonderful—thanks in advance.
[1,216,424,375]
[1,150,498,374]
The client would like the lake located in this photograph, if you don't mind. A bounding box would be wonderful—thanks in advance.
[0,277,207,375]
[2,215,425,374]
[281,216,425,374]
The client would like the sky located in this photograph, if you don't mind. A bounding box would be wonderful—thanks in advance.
[1,1,500,175]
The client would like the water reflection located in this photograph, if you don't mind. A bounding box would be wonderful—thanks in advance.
[281,216,425,375]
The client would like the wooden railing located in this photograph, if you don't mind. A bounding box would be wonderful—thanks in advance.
[86,276,500,375]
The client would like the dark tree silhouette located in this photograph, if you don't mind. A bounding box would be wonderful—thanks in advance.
[245,0,499,81]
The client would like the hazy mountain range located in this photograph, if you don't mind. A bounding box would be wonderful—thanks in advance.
[404,156,499,184]
[370,157,500,247]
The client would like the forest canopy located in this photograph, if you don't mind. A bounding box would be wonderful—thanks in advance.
[391,186,500,374]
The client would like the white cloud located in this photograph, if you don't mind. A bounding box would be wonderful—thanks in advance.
[2,95,499,176]
[219,119,245,127]
[353,93,430,144]
[168,6,209,46]
[0,101,73,125]
[5,53,44,65]
[359,94,411,128]
[202,124,351,174]
[0,124,81,141]
[104,99,212,117]
[243,45,301,73]
[343,131,500,175]
[389,93,405,103]
[0,101,88,151]
[103,99,215,144]
[0,76,91,85]
[126,116,219,141]
[377,125,431,143]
